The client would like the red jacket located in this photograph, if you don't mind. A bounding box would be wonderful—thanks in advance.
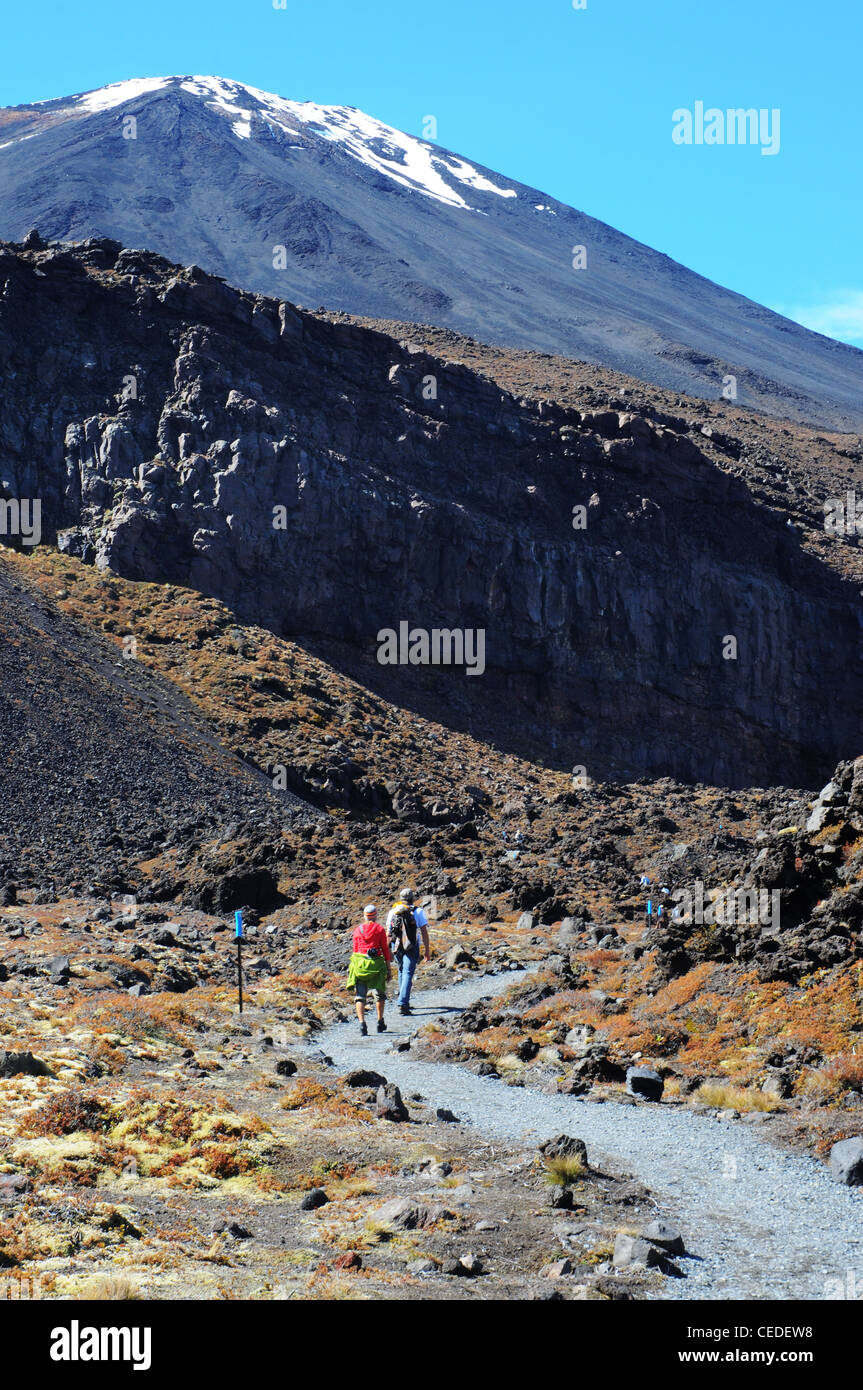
[352,921,392,962]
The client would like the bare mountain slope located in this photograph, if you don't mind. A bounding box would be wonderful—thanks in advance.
[0,558,314,896]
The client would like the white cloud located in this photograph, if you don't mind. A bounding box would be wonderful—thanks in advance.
[778,291,863,347]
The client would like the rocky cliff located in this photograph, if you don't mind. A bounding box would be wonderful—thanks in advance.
[1,235,860,788]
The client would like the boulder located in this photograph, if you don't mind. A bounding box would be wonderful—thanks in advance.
[538,1134,589,1167]
[761,1069,792,1100]
[612,1233,664,1269]
[153,963,197,993]
[564,1024,595,1055]
[642,1220,685,1255]
[546,1187,574,1211]
[829,1137,863,1186]
[376,1083,409,1122]
[300,1188,329,1211]
[444,946,477,970]
[556,1076,590,1096]
[376,1198,421,1231]
[556,918,580,946]
[342,1068,387,1089]
[626,1065,664,1101]
[0,1050,52,1079]
[153,928,179,948]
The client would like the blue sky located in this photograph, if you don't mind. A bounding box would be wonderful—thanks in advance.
[2,0,861,345]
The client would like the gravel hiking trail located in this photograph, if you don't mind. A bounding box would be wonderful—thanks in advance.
[308,969,863,1301]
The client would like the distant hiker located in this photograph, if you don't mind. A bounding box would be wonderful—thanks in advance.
[514,829,525,846]
[386,889,430,1016]
[347,904,392,1036]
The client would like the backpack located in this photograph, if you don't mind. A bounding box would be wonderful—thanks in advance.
[390,902,418,951]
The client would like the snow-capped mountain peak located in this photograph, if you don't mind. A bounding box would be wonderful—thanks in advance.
[9,74,519,212]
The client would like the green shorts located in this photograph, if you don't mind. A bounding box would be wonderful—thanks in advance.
[354,979,386,1002]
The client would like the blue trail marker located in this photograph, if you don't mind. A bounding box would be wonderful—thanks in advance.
[235,910,244,1013]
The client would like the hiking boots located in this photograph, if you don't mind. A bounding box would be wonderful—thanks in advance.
[376,1019,387,1033]
[399,1005,412,1016]
[359,1021,368,1037]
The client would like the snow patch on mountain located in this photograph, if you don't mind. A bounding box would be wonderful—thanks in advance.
[180,78,519,210]
[77,77,173,112]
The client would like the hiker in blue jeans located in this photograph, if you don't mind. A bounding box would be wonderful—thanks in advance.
[386,888,431,1016]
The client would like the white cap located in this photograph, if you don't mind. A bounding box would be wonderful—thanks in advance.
[364,903,376,916]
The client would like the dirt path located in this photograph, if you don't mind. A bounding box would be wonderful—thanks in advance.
[309,969,863,1301]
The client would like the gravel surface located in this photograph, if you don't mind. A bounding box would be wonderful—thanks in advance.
[311,969,863,1301]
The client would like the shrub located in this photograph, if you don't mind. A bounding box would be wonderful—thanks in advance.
[280,1079,369,1122]
[544,1156,586,1187]
[201,1145,260,1179]
[18,1092,108,1137]
[822,1054,863,1092]
[695,1083,778,1113]
[79,1276,142,1300]
[799,1054,863,1103]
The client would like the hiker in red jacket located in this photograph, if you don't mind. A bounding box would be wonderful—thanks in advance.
[347,904,392,1036]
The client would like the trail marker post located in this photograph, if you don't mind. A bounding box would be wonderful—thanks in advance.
[235,909,244,1013]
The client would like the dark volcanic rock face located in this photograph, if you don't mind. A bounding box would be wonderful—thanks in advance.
[0,238,861,789]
